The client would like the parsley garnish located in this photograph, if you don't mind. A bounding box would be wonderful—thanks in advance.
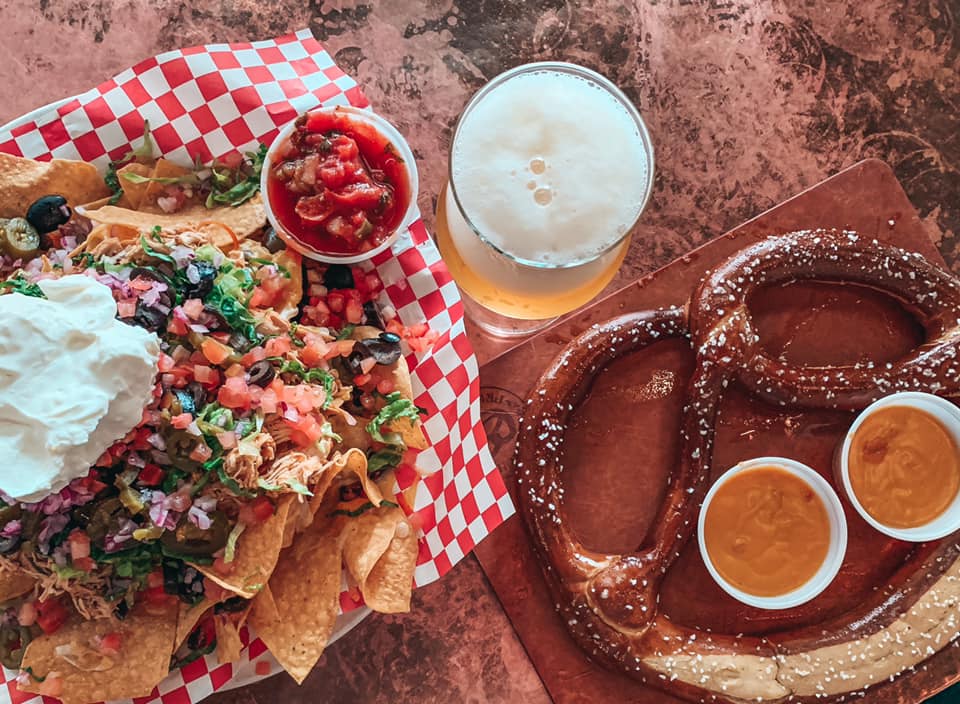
[105,162,123,204]
[335,324,356,340]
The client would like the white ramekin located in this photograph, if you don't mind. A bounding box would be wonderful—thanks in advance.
[835,391,960,542]
[260,105,420,264]
[698,457,848,610]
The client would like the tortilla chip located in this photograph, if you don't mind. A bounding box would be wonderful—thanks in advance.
[140,159,193,212]
[0,569,35,602]
[309,448,384,517]
[214,615,244,665]
[193,494,294,598]
[282,496,313,549]
[342,505,418,613]
[249,582,280,625]
[82,193,266,242]
[19,602,176,704]
[114,162,153,209]
[350,327,428,450]
[248,517,344,684]
[0,153,110,217]
[364,520,418,613]
[175,597,215,650]
[274,248,303,320]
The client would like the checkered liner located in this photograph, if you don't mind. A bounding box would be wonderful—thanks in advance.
[0,28,512,704]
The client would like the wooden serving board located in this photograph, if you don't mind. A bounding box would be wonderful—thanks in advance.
[474,159,960,704]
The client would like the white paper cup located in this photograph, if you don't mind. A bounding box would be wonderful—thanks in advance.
[835,392,960,542]
[261,105,420,264]
[698,457,848,610]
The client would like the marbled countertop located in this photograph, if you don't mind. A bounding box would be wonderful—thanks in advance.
[1,1,958,702]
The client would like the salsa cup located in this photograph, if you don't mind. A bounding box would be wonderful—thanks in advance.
[261,105,420,265]
[697,457,848,610]
[834,391,960,542]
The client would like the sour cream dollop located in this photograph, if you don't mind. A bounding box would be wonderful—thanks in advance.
[0,275,160,501]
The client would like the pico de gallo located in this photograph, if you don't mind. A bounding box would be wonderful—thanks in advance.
[0,204,430,671]
[266,108,411,256]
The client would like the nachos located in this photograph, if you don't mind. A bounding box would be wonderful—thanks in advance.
[0,145,429,702]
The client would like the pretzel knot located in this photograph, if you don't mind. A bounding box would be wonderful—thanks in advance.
[517,230,960,702]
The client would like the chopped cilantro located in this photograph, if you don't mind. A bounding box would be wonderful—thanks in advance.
[0,275,44,298]
[105,162,123,204]
[205,144,268,208]
[336,324,356,340]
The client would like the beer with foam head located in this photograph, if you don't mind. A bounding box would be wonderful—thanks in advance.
[435,63,654,331]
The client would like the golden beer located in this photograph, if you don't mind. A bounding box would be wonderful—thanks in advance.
[436,62,654,336]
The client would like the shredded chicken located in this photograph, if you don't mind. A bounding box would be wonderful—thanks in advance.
[222,432,276,489]
[0,554,115,620]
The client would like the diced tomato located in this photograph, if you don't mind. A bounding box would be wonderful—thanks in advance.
[259,387,280,414]
[147,570,164,589]
[158,352,176,373]
[249,496,275,523]
[326,291,345,313]
[385,319,404,336]
[193,365,220,387]
[224,363,245,378]
[407,330,439,353]
[241,346,267,367]
[138,463,164,486]
[285,413,325,448]
[406,322,429,338]
[353,373,372,387]
[68,530,90,561]
[248,286,270,309]
[167,314,190,337]
[72,556,96,572]
[264,336,292,357]
[143,585,171,606]
[182,298,205,319]
[95,450,114,467]
[300,340,329,367]
[218,376,252,410]
[189,442,213,463]
[170,412,194,429]
[130,427,153,451]
[34,598,68,635]
[77,475,108,494]
[97,632,122,656]
[345,297,363,324]
[212,556,236,576]
[116,298,137,318]
[201,338,233,366]
[217,431,237,449]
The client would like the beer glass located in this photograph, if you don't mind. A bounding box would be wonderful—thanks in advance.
[435,62,654,337]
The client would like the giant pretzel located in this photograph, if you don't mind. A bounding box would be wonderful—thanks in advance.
[517,230,960,702]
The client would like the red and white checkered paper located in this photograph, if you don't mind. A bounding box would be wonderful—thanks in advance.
[0,28,512,704]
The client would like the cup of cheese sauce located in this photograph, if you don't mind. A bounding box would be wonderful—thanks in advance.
[837,392,960,541]
[698,457,848,609]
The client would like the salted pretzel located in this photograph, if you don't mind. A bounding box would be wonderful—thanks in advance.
[517,230,960,702]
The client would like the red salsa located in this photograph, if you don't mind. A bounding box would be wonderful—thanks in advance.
[267,109,411,255]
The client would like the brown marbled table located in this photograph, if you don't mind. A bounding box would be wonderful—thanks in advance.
[1,1,958,702]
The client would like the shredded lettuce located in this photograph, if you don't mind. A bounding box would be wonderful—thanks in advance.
[366,393,425,445]
[223,522,246,563]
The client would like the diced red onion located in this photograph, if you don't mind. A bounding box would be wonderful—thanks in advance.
[187,506,212,530]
